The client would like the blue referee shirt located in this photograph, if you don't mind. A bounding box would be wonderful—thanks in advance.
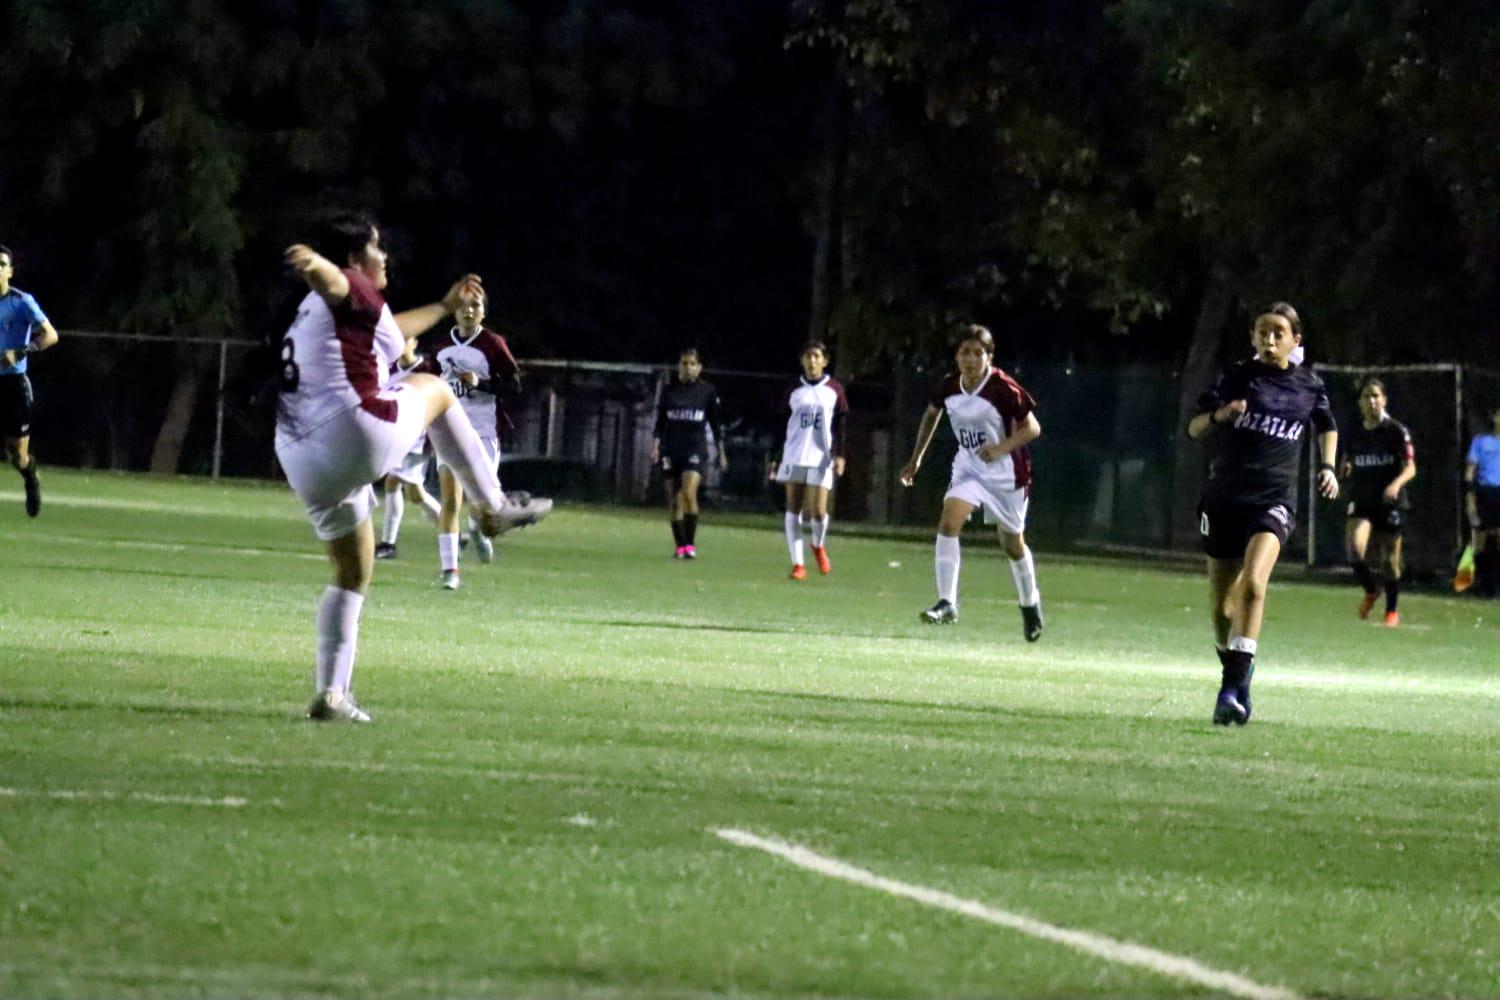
[1468,433,1500,487]
[0,288,49,376]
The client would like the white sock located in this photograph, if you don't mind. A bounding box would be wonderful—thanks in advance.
[414,486,441,522]
[1228,636,1258,655]
[810,514,829,548]
[1009,547,1040,607]
[935,534,960,604]
[439,533,460,572]
[426,405,504,513]
[380,490,404,544]
[315,586,365,694]
[785,511,804,566]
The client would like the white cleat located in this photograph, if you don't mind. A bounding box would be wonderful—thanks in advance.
[477,494,554,536]
[469,523,494,563]
[440,569,461,591]
[306,690,371,723]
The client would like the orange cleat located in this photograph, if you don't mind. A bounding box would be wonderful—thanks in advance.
[1383,610,1400,627]
[1357,592,1377,620]
[789,564,807,580]
[812,545,831,575]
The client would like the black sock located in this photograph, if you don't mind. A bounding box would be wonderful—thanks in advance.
[1221,650,1253,689]
[671,519,685,547]
[1384,578,1400,613]
[1351,560,1378,594]
[684,513,698,546]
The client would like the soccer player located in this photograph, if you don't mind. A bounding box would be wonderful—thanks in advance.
[1340,378,1416,625]
[898,324,1043,640]
[0,245,60,518]
[770,341,847,578]
[422,290,549,590]
[650,348,726,558]
[374,338,442,561]
[276,214,543,722]
[1463,402,1500,597]
[1187,302,1338,726]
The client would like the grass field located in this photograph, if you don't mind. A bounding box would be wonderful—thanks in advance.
[1,469,1496,1000]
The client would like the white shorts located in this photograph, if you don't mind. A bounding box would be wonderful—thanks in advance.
[276,388,427,541]
[945,475,1029,534]
[775,459,834,490]
[438,435,502,477]
[387,441,431,487]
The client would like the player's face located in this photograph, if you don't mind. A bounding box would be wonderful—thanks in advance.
[1359,385,1386,422]
[456,294,485,331]
[1251,314,1299,367]
[351,229,389,290]
[955,339,990,379]
[800,348,827,380]
[0,253,10,292]
[678,354,702,381]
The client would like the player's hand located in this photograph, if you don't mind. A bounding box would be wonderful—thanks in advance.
[1,349,15,367]
[283,244,324,275]
[1214,399,1248,424]
[441,274,484,313]
[459,371,479,388]
[719,452,729,472]
[650,441,660,463]
[1383,483,1401,502]
[834,456,846,478]
[976,443,1005,462]
[899,460,919,487]
[1317,467,1339,499]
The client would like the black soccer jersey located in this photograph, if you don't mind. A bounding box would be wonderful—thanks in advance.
[1196,360,1336,510]
[654,378,723,456]
[1343,417,1414,508]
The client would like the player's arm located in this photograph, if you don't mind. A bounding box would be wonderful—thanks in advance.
[1188,400,1246,439]
[830,392,847,476]
[284,244,349,306]
[30,320,58,353]
[1385,457,1416,500]
[979,412,1040,461]
[708,392,728,471]
[899,404,944,487]
[1464,460,1478,524]
[1315,430,1339,499]
[393,275,484,340]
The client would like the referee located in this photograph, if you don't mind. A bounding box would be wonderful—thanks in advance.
[1464,402,1500,597]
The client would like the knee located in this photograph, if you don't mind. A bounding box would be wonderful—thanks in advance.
[1001,535,1026,560]
[1237,576,1269,605]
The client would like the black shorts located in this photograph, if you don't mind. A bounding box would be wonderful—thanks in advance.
[0,374,33,438]
[1198,496,1296,560]
[660,449,705,479]
[1346,498,1404,534]
[1476,485,1500,531]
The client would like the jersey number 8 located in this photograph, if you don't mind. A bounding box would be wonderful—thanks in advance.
[279,338,300,392]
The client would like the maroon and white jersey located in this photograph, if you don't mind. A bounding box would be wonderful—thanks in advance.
[422,326,519,440]
[275,269,405,443]
[931,366,1037,490]
[779,375,848,467]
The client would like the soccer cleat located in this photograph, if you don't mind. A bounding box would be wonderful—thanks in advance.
[1020,603,1043,642]
[683,545,697,560]
[1383,610,1400,627]
[374,542,398,560]
[306,690,371,723]
[1357,591,1377,620]
[440,569,461,591]
[920,599,958,624]
[789,564,807,580]
[673,546,686,559]
[1212,686,1248,726]
[812,545,831,574]
[1236,662,1254,724]
[476,494,554,536]
[22,466,40,518]
[470,524,494,563]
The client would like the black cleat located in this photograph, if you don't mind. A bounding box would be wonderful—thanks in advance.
[920,599,958,624]
[1236,662,1255,724]
[1020,603,1043,642]
[374,542,398,560]
[1213,687,1248,726]
[22,466,40,518]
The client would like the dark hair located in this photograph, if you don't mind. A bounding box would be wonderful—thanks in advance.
[801,340,828,357]
[955,323,995,354]
[1359,377,1386,396]
[313,213,379,265]
[0,244,11,262]
[678,347,701,362]
[1255,302,1302,338]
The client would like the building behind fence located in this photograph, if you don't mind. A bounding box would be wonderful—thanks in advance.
[29,331,1499,581]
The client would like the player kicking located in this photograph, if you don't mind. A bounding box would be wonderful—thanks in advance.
[0,245,60,518]
[1188,302,1338,726]
[770,341,847,578]
[899,325,1043,640]
[1340,378,1415,626]
[374,338,442,560]
[276,214,541,722]
[651,348,726,559]
[423,290,550,590]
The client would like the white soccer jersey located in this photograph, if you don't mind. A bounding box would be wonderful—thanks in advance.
[931,367,1037,490]
[426,326,519,441]
[779,375,848,468]
[275,269,405,443]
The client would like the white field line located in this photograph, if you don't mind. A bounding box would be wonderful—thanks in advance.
[0,786,249,808]
[714,827,1305,1000]
[17,532,325,562]
[0,489,290,520]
